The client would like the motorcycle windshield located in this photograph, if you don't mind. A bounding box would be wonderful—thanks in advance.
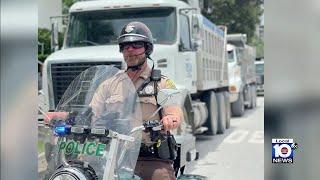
[41,65,142,180]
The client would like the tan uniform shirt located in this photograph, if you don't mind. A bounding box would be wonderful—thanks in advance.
[89,66,178,145]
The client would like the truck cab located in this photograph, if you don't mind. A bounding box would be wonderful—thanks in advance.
[227,44,242,103]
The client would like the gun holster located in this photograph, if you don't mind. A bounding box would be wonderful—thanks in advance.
[139,134,178,161]
[157,134,177,160]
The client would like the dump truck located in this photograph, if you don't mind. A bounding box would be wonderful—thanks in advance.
[227,34,257,117]
[41,0,231,135]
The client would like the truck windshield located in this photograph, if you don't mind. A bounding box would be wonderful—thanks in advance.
[256,63,264,75]
[66,7,176,47]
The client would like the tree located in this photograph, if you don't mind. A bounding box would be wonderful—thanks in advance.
[38,28,64,62]
[202,0,263,43]
[62,0,77,14]
[251,35,264,58]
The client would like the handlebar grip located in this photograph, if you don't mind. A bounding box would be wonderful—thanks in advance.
[143,120,164,132]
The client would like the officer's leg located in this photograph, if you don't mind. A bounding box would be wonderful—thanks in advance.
[135,158,176,180]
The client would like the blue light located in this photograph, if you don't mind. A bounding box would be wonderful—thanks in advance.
[54,125,71,136]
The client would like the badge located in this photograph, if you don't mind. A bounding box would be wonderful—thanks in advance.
[125,25,135,33]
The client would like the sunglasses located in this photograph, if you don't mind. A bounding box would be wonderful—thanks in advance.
[121,41,145,50]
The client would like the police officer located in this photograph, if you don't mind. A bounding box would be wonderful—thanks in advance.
[117,21,183,180]
[45,21,182,180]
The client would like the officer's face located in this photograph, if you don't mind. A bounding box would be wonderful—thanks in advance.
[122,42,146,67]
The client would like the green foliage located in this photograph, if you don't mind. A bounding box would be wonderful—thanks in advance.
[63,0,76,14]
[38,28,65,62]
[38,54,49,62]
[38,28,51,57]
[250,35,264,58]
[63,0,76,7]
[202,0,263,43]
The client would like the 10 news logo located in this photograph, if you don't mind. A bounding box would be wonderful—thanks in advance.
[272,138,298,163]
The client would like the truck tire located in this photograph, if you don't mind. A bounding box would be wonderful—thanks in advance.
[252,85,257,108]
[245,86,253,109]
[216,92,226,134]
[201,91,218,135]
[248,85,256,109]
[223,91,231,129]
[231,92,244,117]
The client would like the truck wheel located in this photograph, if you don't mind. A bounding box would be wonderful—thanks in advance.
[201,91,218,135]
[245,86,253,109]
[231,92,244,117]
[216,92,226,134]
[252,85,257,108]
[248,85,256,109]
[223,91,231,129]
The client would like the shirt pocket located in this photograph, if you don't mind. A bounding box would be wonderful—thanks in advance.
[104,95,125,112]
[105,94,124,104]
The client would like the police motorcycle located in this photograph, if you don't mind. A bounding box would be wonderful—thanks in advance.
[39,65,207,180]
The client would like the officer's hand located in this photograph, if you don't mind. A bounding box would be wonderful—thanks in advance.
[161,115,180,131]
[44,112,68,124]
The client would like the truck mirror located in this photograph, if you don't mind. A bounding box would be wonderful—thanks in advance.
[178,42,185,52]
[51,20,59,52]
[192,40,201,51]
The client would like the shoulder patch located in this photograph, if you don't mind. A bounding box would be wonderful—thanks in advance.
[165,79,176,89]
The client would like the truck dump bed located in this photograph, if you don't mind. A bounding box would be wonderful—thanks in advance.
[196,15,228,91]
[227,34,256,85]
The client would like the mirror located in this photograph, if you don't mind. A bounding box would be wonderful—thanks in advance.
[147,89,183,119]
[157,89,182,107]
[51,20,59,52]
[178,42,185,52]
[192,40,201,51]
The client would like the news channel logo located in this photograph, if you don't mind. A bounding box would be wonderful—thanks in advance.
[272,138,298,163]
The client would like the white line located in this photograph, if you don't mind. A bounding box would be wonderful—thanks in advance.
[248,131,264,143]
[224,130,249,144]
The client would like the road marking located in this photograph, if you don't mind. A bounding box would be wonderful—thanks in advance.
[224,130,249,144]
[248,131,264,143]
[224,130,264,144]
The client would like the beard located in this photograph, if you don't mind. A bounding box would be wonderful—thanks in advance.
[125,53,146,67]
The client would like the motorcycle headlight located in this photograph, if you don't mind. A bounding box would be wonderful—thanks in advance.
[49,167,89,180]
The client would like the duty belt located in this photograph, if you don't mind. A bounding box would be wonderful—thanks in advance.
[139,143,159,158]
[139,134,177,160]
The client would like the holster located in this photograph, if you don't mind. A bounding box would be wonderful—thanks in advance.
[167,134,178,160]
[140,134,177,160]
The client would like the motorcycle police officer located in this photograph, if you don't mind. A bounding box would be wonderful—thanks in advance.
[45,21,182,180]
[116,21,183,180]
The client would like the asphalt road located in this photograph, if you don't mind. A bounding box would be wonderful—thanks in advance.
[185,97,264,180]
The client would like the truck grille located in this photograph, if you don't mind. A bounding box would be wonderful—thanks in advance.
[51,61,122,107]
